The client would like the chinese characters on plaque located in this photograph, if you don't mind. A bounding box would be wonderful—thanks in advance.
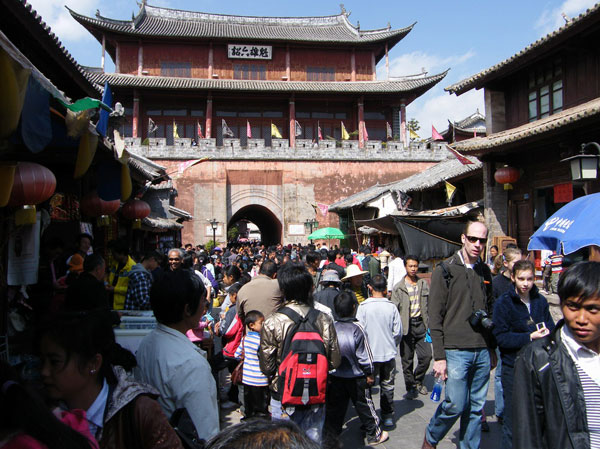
[227,44,272,60]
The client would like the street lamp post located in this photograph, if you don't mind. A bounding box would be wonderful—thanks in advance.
[304,218,319,235]
[209,218,218,246]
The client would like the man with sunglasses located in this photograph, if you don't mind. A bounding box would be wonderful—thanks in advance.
[422,220,495,449]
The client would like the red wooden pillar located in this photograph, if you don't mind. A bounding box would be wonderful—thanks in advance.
[351,49,356,82]
[132,90,139,138]
[289,98,296,148]
[285,45,291,80]
[206,95,213,139]
[208,42,213,78]
[358,99,365,149]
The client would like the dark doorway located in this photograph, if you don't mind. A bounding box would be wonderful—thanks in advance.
[228,205,282,246]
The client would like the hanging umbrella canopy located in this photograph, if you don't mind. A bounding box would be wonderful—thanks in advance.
[528,192,600,255]
[308,227,346,240]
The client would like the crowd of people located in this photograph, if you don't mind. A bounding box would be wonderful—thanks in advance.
[2,222,600,449]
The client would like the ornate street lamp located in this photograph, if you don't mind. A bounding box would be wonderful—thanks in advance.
[208,218,218,245]
[304,218,319,234]
[562,142,600,181]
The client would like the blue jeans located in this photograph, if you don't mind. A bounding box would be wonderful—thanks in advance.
[494,347,503,418]
[426,348,491,449]
[270,398,326,444]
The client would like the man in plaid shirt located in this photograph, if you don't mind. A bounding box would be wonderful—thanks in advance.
[125,251,161,310]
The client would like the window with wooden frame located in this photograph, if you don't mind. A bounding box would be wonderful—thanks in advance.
[528,60,563,122]
[160,62,192,78]
[306,67,335,81]
[233,64,266,80]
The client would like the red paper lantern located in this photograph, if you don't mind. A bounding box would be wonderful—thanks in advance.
[494,166,520,185]
[80,191,120,217]
[7,162,56,206]
[121,199,151,220]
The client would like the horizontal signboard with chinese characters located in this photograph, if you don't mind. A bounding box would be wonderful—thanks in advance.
[228,44,272,60]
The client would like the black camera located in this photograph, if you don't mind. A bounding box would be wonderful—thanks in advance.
[469,309,494,331]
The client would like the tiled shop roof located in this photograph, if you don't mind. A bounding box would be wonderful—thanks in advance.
[68,4,413,46]
[84,70,448,95]
[445,3,600,95]
[454,97,600,153]
[329,149,481,211]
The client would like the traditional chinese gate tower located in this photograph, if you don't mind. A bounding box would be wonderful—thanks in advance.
[70,2,447,245]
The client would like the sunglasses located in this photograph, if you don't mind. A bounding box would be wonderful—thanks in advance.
[168,258,181,261]
[465,235,487,244]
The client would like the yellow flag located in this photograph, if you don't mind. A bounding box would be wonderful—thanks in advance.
[409,128,420,140]
[173,121,179,139]
[271,123,282,138]
[445,181,456,203]
[341,122,350,140]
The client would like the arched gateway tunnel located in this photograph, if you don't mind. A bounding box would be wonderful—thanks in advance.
[162,158,441,246]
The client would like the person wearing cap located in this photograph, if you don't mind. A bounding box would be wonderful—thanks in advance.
[342,264,369,304]
[315,270,342,319]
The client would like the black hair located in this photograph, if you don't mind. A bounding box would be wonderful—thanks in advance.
[83,253,104,273]
[490,245,499,251]
[107,238,128,256]
[204,418,320,449]
[182,252,194,269]
[244,310,264,328]
[277,262,314,306]
[369,274,387,293]
[0,361,94,449]
[151,270,206,324]
[240,272,252,285]
[224,265,242,282]
[305,251,321,265]
[76,233,93,247]
[334,291,357,319]
[404,254,419,265]
[557,261,600,304]
[228,282,243,296]
[344,254,353,264]
[259,260,278,277]
[39,310,136,386]
[327,250,337,262]
[512,259,535,276]
[142,250,162,263]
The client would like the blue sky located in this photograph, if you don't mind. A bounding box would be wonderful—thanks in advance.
[27,0,598,133]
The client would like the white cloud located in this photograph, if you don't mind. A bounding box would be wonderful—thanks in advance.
[378,50,475,79]
[407,89,485,136]
[26,0,100,42]
[536,0,597,35]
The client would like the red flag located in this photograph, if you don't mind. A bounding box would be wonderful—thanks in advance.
[197,121,204,139]
[318,126,323,141]
[363,123,369,141]
[432,125,444,141]
[446,145,474,165]
[247,120,252,139]
[317,203,329,216]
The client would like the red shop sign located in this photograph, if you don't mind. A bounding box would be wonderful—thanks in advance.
[554,183,573,203]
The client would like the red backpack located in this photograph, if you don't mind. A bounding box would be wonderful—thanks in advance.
[277,307,329,406]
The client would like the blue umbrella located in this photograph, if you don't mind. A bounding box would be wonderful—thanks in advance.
[528,192,600,255]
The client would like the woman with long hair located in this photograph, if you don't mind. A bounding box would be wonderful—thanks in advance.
[39,310,182,449]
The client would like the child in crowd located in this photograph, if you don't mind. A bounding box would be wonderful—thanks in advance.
[493,259,555,449]
[324,291,388,446]
[234,310,270,419]
[492,247,522,299]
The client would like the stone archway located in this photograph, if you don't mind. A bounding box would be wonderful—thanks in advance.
[228,204,282,245]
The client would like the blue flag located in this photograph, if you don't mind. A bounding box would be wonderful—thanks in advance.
[96,82,112,137]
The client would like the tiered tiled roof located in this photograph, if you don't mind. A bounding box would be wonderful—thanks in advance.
[68,4,413,49]
[84,70,448,95]
[445,3,600,95]
[440,110,486,140]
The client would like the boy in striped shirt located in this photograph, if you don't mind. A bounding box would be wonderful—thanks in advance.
[235,310,269,418]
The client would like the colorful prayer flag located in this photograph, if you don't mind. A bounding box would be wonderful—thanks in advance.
[222,119,234,137]
[247,120,252,139]
[148,117,158,134]
[386,122,393,140]
[446,145,474,165]
[409,128,420,140]
[271,123,282,138]
[317,203,329,216]
[318,123,323,141]
[295,120,302,137]
[363,123,369,141]
[197,121,204,139]
[96,82,112,137]
[445,181,457,203]
[432,125,444,141]
[173,120,179,139]
[341,122,350,140]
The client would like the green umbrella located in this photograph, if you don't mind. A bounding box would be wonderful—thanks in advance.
[308,227,346,240]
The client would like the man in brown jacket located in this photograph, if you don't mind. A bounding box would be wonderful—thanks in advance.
[391,254,432,399]
[259,261,340,444]
[237,260,283,321]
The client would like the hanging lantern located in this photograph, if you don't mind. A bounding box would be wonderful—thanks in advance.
[80,190,120,227]
[121,198,151,229]
[494,165,520,190]
[7,162,56,225]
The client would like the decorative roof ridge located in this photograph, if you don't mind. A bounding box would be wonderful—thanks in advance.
[65,6,132,27]
[359,21,416,36]
[445,2,600,95]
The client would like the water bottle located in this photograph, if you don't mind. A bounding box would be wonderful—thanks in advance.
[430,377,443,402]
